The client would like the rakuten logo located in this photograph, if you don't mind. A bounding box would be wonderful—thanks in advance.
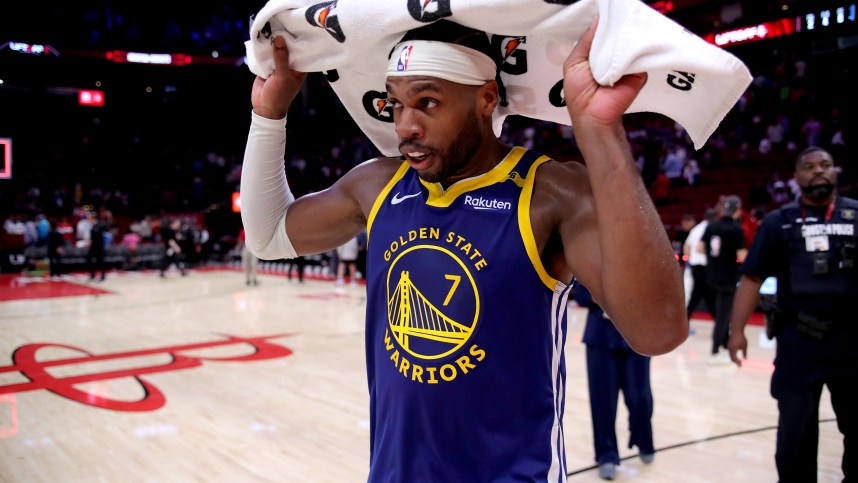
[463,195,512,212]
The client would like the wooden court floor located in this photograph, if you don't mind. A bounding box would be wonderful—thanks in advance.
[0,268,844,482]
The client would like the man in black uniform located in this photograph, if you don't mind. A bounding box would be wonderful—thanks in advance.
[699,195,746,363]
[159,218,187,278]
[47,220,65,279]
[729,147,855,482]
[87,212,108,281]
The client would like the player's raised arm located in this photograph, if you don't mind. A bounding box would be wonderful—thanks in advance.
[240,35,396,259]
[560,18,687,355]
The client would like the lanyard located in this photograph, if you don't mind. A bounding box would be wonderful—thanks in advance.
[801,200,836,222]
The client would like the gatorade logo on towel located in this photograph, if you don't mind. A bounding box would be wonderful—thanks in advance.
[397,45,414,71]
[305,2,346,43]
[407,0,452,23]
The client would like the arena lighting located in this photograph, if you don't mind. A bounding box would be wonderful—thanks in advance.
[0,41,59,56]
[106,50,193,66]
[705,18,797,46]
[232,192,241,213]
[799,3,857,31]
[78,89,105,106]
[0,138,12,179]
[648,1,674,14]
[706,3,857,47]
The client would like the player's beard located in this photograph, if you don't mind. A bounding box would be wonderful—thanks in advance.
[419,107,482,184]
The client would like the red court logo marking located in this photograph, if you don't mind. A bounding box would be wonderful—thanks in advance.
[0,334,294,412]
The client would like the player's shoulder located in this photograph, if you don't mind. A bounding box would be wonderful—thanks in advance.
[529,156,595,226]
[339,156,407,209]
[340,156,405,187]
[532,157,590,199]
[348,156,404,176]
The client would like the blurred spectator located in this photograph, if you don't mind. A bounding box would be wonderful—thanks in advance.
[76,212,93,248]
[743,207,766,248]
[56,216,75,245]
[682,158,700,186]
[36,214,50,247]
[651,170,671,206]
[237,227,259,286]
[801,114,823,148]
[3,214,26,236]
[663,145,686,186]
[335,234,361,287]
[48,221,65,279]
[87,212,108,282]
[121,231,142,252]
[768,173,792,207]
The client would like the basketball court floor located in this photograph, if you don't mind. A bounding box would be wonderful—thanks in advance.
[0,267,843,482]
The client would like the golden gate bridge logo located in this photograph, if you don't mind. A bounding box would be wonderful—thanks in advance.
[0,334,293,412]
[388,271,473,351]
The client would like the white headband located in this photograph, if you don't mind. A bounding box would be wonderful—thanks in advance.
[386,40,496,86]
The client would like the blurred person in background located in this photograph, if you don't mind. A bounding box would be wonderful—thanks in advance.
[87,212,108,281]
[335,234,360,286]
[159,218,187,278]
[698,195,746,364]
[47,220,65,279]
[237,226,259,286]
[729,147,856,482]
[684,208,717,323]
[575,282,655,480]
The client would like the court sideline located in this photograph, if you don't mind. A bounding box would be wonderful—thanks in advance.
[0,268,843,482]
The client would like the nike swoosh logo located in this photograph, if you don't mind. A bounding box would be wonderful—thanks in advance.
[391,191,421,205]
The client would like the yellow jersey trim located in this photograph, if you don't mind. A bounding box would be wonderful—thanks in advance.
[420,146,528,207]
[367,161,411,246]
[518,155,561,290]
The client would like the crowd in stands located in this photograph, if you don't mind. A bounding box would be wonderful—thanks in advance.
[1,18,854,278]
[13,3,253,57]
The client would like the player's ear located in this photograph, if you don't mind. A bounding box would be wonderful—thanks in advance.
[476,80,499,117]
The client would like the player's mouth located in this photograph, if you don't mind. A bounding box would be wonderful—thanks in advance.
[402,148,435,170]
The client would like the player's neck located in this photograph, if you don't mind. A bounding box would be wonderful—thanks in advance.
[439,139,511,188]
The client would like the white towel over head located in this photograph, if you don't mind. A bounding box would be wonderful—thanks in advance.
[245,0,753,156]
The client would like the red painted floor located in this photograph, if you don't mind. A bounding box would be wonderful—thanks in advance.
[0,274,112,301]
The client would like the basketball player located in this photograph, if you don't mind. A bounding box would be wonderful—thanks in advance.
[240,19,686,481]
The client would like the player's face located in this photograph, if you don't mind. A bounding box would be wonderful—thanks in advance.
[386,76,488,184]
[794,150,837,202]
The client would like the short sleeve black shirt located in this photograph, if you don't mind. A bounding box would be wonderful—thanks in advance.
[702,217,746,287]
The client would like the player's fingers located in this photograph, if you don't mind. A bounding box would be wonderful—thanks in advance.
[567,15,598,68]
[272,35,290,70]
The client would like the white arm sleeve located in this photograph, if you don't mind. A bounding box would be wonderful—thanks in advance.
[239,111,298,260]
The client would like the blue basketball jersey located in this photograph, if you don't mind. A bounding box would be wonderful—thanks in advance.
[364,147,573,482]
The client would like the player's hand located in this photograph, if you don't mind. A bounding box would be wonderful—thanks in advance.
[562,15,647,127]
[727,330,747,367]
[251,35,308,120]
